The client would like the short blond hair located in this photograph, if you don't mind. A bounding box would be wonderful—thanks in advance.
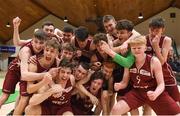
[129,35,147,46]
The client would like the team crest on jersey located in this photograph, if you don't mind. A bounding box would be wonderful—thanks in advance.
[140,69,151,76]
[129,68,137,73]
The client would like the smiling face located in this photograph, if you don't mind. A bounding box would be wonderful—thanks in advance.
[102,65,113,79]
[31,38,46,53]
[43,25,55,37]
[74,65,88,81]
[117,29,131,41]
[58,67,72,81]
[63,32,73,43]
[103,19,117,35]
[61,50,74,61]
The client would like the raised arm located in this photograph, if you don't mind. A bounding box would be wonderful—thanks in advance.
[13,17,31,46]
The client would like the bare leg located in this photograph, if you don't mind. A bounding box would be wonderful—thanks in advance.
[0,92,10,108]
[94,103,102,115]
[175,113,180,116]
[177,101,180,106]
[110,93,116,109]
[25,104,41,115]
[143,105,152,115]
[6,95,20,115]
[101,90,110,115]
[117,95,129,115]
[14,95,20,107]
[130,109,139,115]
[62,111,73,116]
[111,100,130,115]
[13,96,29,115]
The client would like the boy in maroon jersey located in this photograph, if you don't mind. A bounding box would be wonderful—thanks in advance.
[61,26,74,43]
[0,29,47,110]
[59,43,76,62]
[26,39,60,94]
[71,26,95,63]
[145,17,180,114]
[71,70,104,115]
[111,36,180,115]
[13,39,60,115]
[73,62,90,82]
[13,17,62,46]
[103,15,140,53]
[25,61,75,115]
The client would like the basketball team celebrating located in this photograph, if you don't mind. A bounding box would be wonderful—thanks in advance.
[0,15,180,115]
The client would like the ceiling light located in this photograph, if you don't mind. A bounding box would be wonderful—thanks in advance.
[6,22,11,28]
[138,12,143,19]
[63,16,68,22]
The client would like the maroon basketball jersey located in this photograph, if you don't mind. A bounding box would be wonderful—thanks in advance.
[75,38,92,51]
[36,55,57,73]
[129,55,157,89]
[8,41,43,71]
[71,82,101,115]
[95,50,111,63]
[47,79,73,106]
[145,35,176,86]
[21,41,36,55]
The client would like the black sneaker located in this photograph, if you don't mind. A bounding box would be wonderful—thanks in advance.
[6,109,14,116]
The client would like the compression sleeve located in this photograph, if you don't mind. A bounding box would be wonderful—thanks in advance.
[113,51,135,68]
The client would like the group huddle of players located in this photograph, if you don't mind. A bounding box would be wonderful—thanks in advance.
[0,15,179,115]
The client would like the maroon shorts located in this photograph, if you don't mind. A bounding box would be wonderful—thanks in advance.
[72,106,93,115]
[19,81,30,96]
[117,84,132,96]
[41,101,72,115]
[2,59,29,96]
[2,65,20,94]
[165,85,180,102]
[121,89,180,115]
[71,102,92,115]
